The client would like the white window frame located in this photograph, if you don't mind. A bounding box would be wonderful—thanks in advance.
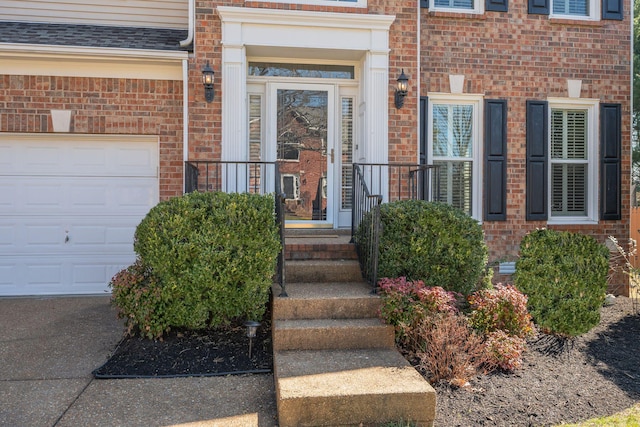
[550,0,599,21]
[253,0,366,8]
[427,93,483,221]
[547,97,599,224]
[281,174,301,200]
[429,0,484,14]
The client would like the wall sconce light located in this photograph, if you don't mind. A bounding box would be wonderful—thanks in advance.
[394,69,409,109]
[202,61,215,103]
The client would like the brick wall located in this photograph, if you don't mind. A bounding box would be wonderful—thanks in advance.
[0,75,184,200]
[188,0,419,163]
[189,1,630,282]
[420,4,632,267]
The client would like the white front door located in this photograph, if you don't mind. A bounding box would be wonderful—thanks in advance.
[269,83,335,227]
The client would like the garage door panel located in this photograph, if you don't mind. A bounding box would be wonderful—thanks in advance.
[1,217,143,255]
[0,254,132,295]
[0,136,158,177]
[1,176,158,215]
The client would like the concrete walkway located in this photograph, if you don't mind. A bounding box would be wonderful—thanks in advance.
[0,296,278,427]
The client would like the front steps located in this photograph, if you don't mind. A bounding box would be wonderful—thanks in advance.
[272,232,436,427]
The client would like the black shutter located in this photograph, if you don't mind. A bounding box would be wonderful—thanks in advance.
[486,0,508,12]
[600,103,622,220]
[421,0,429,8]
[484,99,508,221]
[419,96,429,201]
[602,0,623,20]
[526,100,548,220]
[528,0,550,14]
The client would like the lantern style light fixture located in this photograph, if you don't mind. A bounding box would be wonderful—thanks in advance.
[202,61,215,103]
[244,320,261,358]
[394,69,409,109]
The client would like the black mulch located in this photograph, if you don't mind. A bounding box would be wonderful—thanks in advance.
[93,311,272,379]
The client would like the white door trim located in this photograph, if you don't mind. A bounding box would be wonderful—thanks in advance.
[218,6,395,208]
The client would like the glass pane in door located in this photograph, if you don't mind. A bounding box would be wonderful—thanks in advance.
[277,89,328,221]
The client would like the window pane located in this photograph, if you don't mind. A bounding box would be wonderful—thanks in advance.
[249,94,262,161]
[249,62,355,79]
[433,105,449,156]
[551,163,587,216]
[432,104,473,158]
[434,0,474,8]
[341,97,354,210]
[553,0,588,15]
[551,109,587,160]
[551,107,588,217]
[433,161,473,215]
[452,105,473,157]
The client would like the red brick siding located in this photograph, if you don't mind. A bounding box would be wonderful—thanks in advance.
[420,5,631,266]
[0,75,184,200]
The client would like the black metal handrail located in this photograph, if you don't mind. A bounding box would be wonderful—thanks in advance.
[184,160,286,296]
[351,163,440,291]
[351,164,383,291]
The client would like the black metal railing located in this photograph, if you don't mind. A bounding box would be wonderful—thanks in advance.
[184,161,286,296]
[351,164,383,291]
[351,163,440,291]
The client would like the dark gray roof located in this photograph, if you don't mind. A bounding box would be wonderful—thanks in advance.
[0,21,191,52]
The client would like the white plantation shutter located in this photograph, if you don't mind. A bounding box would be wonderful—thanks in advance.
[435,0,474,8]
[341,97,354,209]
[435,161,473,214]
[552,0,588,15]
[249,94,262,161]
[432,103,474,216]
[550,109,588,216]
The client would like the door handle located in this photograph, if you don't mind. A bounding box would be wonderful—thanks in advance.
[330,148,334,164]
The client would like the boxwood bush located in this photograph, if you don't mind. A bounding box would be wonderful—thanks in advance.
[111,191,280,338]
[358,200,488,297]
[514,229,609,337]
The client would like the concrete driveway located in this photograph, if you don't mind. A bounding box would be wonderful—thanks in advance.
[0,296,278,427]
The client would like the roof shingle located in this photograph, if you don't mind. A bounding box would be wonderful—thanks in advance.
[0,21,191,52]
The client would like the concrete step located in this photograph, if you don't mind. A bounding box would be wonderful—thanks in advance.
[285,260,363,283]
[274,348,436,427]
[272,282,380,320]
[284,232,357,261]
[273,317,394,351]
[285,242,358,260]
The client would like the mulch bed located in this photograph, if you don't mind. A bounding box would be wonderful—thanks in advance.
[93,313,272,379]
[95,296,640,426]
[434,296,640,426]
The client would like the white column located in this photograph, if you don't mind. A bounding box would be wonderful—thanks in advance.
[221,44,247,161]
[363,49,390,200]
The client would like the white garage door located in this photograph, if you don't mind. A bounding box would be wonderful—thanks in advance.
[0,134,159,296]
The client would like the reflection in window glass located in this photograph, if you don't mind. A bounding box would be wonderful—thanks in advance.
[431,102,475,216]
[249,62,354,79]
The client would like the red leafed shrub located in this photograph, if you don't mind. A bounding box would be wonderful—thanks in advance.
[110,259,165,339]
[468,284,534,339]
[410,314,487,385]
[483,330,527,372]
[378,277,459,346]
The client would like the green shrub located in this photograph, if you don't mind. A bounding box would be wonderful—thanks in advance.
[358,200,488,297]
[113,191,280,337]
[514,229,609,337]
[468,284,534,339]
